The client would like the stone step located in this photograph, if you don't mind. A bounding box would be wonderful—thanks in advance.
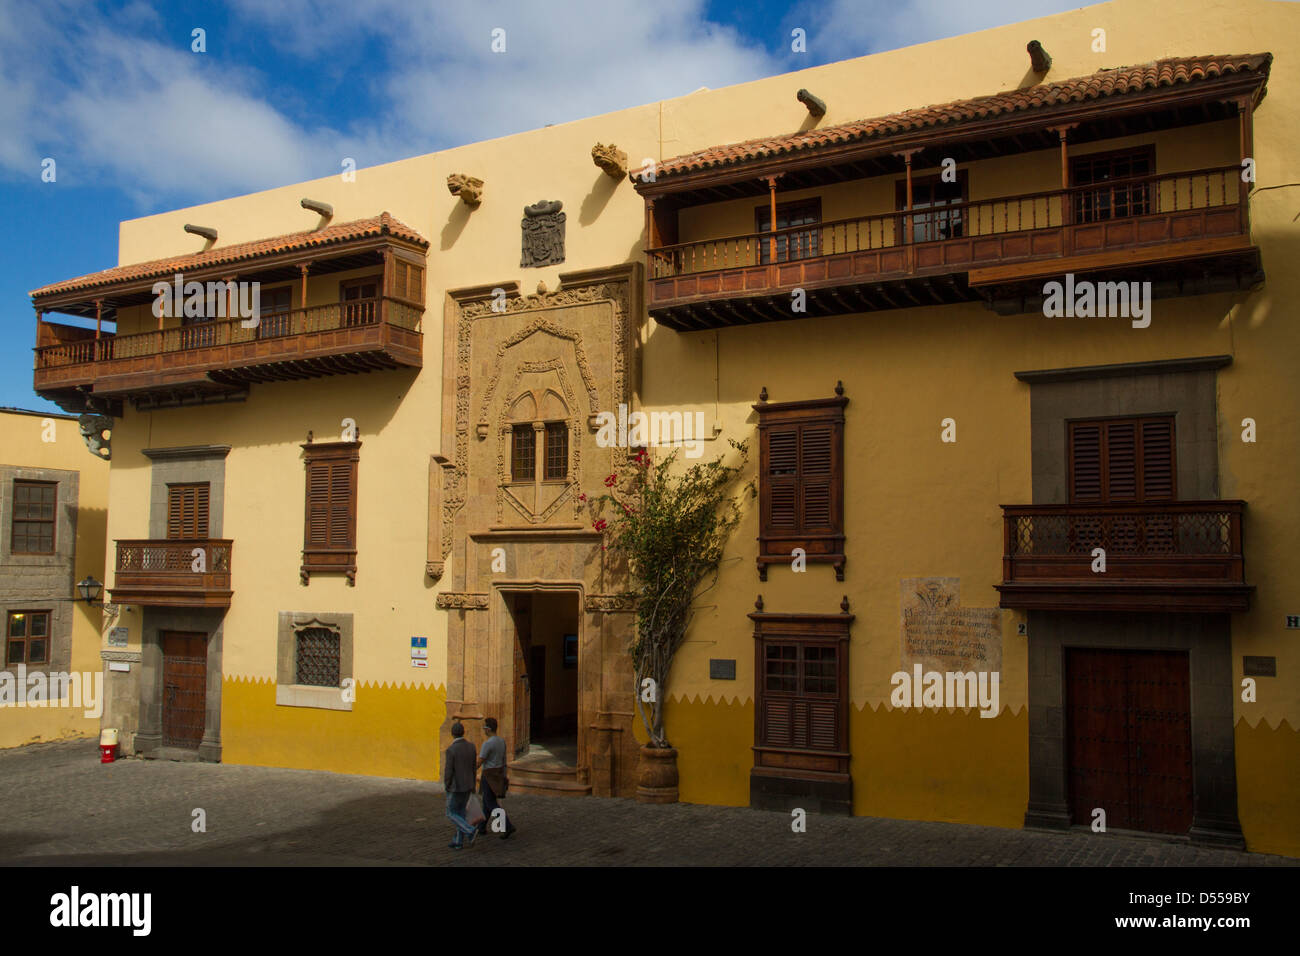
[506,761,591,797]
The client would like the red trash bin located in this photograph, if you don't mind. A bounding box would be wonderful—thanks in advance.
[99,728,119,763]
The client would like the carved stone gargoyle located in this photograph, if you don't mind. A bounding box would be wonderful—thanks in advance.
[592,143,627,179]
[78,413,113,460]
[447,173,484,207]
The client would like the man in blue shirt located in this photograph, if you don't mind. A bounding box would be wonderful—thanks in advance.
[477,717,516,839]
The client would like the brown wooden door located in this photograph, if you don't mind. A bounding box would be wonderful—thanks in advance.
[162,632,207,749]
[1066,648,1193,834]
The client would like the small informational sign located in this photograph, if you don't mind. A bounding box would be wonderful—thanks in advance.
[410,636,428,666]
[108,627,128,647]
[709,659,736,680]
[108,662,130,673]
[1286,616,1299,630]
[1243,656,1277,677]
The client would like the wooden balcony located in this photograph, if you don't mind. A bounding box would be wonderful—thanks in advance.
[646,166,1262,330]
[996,501,1252,613]
[34,298,422,411]
[109,539,233,609]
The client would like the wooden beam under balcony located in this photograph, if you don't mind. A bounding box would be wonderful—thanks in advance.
[995,500,1252,613]
[109,539,233,609]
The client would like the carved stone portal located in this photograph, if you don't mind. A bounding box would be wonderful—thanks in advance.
[521,200,566,268]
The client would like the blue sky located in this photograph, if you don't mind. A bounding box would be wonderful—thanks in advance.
[0,0,1077,411]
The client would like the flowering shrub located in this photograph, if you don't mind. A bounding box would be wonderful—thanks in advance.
[584,439,753,748]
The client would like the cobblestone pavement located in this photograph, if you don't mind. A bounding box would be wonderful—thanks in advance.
[1,740,1295,867]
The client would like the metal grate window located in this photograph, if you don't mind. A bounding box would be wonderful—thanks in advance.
[296,627,340,687]
[544,422,568,480]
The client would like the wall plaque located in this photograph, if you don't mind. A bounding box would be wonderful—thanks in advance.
[1243,656,1277,677]
[709,659,736,680]
[521,199,565,268]
[900,577,1001,672]
[107,627,128,647]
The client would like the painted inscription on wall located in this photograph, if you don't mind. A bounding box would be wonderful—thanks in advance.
[899,577,1001,672]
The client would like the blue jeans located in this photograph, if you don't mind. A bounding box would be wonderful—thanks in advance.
[446,791,476,843]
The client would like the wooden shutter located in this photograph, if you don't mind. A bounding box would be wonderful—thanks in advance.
[305,459,354,549]
[1069,416,1176,503]
[754,393,847,579]
[301,441,360,582]
[767,427,798,530]
[167,484,210,538]
[799,425,833,530]
[1140,418,1175,500]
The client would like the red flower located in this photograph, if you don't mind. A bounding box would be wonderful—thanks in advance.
[634,447,650,466]
[593,518,608,532]
[578,493,587,502]
[604,473,618,487]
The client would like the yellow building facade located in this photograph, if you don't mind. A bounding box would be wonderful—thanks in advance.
[0,409,109,748]
[26,0,1298,855]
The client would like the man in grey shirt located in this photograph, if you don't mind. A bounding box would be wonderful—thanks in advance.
[443,722,478,850]
[477,717,516,839]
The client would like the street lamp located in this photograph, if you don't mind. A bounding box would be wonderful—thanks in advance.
[76,576,103,604]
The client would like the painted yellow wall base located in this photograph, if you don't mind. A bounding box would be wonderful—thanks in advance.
[1234,717,1300,858]
[663,694,753,807]
[855,704,1027,829]
[221,677,446,780]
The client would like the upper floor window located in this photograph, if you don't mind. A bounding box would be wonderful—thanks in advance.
[6,610,49,665]
[11,480,56,554]
[301,441,360,584]
[1069,415,1175,503]
[510,421,569,483]
[166,483,210,538]
[756,199,821,264]
[340,276,381,327]
[1071,147,1154,223]
[898,172,967,243]
[754,392,847,581]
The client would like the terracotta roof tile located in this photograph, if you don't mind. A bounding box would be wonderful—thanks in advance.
[31,212,428,300]
[647,54,1271,182]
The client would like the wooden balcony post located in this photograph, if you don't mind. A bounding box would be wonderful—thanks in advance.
[1238,95,1254,229]
[94,298,102,340]
[380,248,391,327]
[224,274,236,344]
[1048,124,1077,228]
[766,175,779,264]
[645,198,658,276]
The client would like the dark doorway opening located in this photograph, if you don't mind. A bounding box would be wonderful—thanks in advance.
[508,590,580,766]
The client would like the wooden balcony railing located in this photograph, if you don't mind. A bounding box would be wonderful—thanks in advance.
[649,166,1242,278]
[109,539,233,608]
[645,166,1257,327]
[997,500,1252,613]
[33,297,423,401]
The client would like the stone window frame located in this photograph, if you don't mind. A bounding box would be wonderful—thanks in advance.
[0,465,79,679]
[275,611,353,711]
